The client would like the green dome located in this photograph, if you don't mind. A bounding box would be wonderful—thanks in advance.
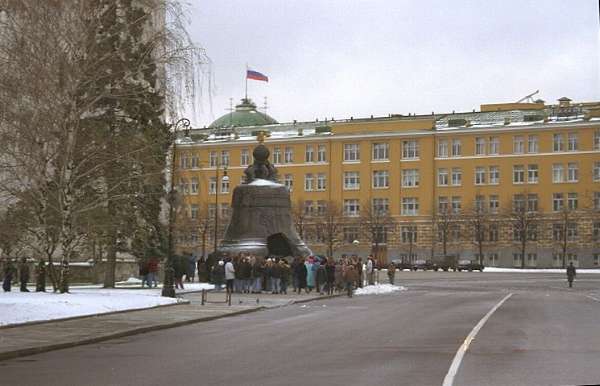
[209,98,278,128]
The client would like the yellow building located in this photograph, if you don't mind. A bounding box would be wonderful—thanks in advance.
[174,97,600,268]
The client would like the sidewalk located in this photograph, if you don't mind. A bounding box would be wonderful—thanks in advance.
[0,290,338,361]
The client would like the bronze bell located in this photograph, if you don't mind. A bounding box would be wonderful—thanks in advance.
[217,144,311,258]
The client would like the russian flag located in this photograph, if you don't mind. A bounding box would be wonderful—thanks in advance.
[247,69,269,82]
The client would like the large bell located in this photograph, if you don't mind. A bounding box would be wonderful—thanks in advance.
[216,144,311,258]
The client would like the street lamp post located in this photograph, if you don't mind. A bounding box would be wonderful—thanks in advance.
[162,118,190,298]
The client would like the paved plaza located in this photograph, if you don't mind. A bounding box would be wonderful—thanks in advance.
[1,272,600,386]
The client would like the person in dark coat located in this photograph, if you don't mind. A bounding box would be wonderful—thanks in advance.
[197,257,208,282]
[279,260,291,294]
[212,260,225,291]
[173,255,186,289]
[316,261,327,295]
[343,264,359,298]
[325,260,336,295]
[3,259,15,292]
[566,262,576,288]
[294,258,307,294]
[36,260,47,292]
[387,262,396,285]
[290,257,300,292]
[19,257,30,292]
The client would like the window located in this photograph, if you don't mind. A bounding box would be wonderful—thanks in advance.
[527,164,538,183]
[567,162,578,182]
[220,178,229,193]
[475,137,486,155]
[528,135,538,153]
[316,173,327,191]
[344,144,360,162]
[190,204,198,220]
[374,226,389,244]
[372,198,389,215]
[451,168,462,186]
[593,222,600,241]
[220,150,229,166]
[401,226,418,243]
[451,139,461,157]
[317,145,326,162]
[527,194,538,212]
[402,169,419,187]
[284,147,293,163]
[527,253,537,266]
[595,130,600,150]
[553,133,564,152]
[488,224,499,241]
[489,166,500,184]
[552,164,564,183]
[527,225,537,241]
[513,136,524,154]
[209,177,216,194]
[594,162,600,182]
[594,253,599,266]
[437,139,448,157]
[595,192,600,210]
[567,192,578,210]
[304,174,314,191]
[438,168,449,186]
[343,226,360,243]
[372,170,389,188]
[513,165,524,184]
[284,174,293,191]
[451,196,461,214]
[179,178,189,195]
[180,154,189,169]
[343,199,360,217]
[512,194,525,211]
[304,200,314,216]
[567,132,578,151]
[552,223,563,241]
[489,137,499,155]
[273,147,282,164]
[487,253,498,266]
[553,193,564,211]
[190,177,199,194]
[240,149,249,166]
[344,171,360,190]
[489,195,499,214]
[191,153,199,168]
[402,197,419,215]
[438,196,449,212]
[220,203,230,218]
[372,143,389,161]
[475,195,485,211]
[567,222,578,240]
[209,151,217,167]
[316,201,327,216]
[305,145,314,162]
[402,140,419,159]
[208,204,216,219]
[475,167,486,185]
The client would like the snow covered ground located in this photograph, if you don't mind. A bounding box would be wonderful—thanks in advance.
[484,267,600,274]
[0,282,214,327]
[354,284,406,296]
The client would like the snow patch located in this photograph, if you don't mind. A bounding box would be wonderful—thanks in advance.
[248,178,282,187]
[354,284,406,296]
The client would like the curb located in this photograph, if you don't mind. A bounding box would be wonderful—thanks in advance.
[0,306,264,362]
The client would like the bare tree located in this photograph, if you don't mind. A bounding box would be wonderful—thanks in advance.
[360,201,396,265]
[433,208,457,261]
[553,205,578,269]
[291,199,308,240]
[399,221,418,263]
[465,199,490,265]
[312,201,343,257]
[504,193,540,269]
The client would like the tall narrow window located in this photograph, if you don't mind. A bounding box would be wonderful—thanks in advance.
[595,130,600,150]
[438,168,449,186]
[513,136,524,154]
[451,168,462,186]
[284,174,293,191]
[316,173,327,191]
[240,149,250,166]
[284,147,293,163]
[317,145,326,162]
[489,137,499,155]
[528,135,538,153]
[372,143,389,161]
[209,151,217,167]
[593,161,600,182]
[451,139,461,157]
[273,147,281,164]
[451,196,462,214]
[552,164,564,183]
[489,166,500,184]
[567,162,578,182]
[304,174,314,191]
[552,193,564,211]
[475,137,486,155]
[553,133,564,152]
[305,145,314,162]
[567,132,578,151]
[527,164,538,183]
[475,167,486,185]
[489,195,499,214]
[220,150,229,166]
[513,165,524,184]
[437,139,449,157]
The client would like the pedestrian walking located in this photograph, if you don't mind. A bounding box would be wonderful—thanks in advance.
[19,257,30,292]
[325,259,336,295]
[366,256,375,285]
[3,259,15,292]
[279,259,290,294]
[225,258,235,293]
[36,259,46,292]
[387,262,396,285]
[305,257,315,293]
[197,257,208,282]
[252,257,263,293]
[294,257,307,294]
[316,260,327,295]
[147,257,159,287]
[567,262,576,288]
[270,258,281,294]
[139,259,150,288]
[173,255,186,290]
[343,264,359,298]
[186,253,196,283]
[212,260,225,291]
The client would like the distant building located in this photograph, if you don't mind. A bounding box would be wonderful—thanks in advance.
[174,96,600,268]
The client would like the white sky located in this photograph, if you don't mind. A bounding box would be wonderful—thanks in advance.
[187,0,600,127]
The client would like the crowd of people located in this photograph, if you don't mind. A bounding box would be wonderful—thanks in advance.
[197,253,391,297]
[2,257,50,293]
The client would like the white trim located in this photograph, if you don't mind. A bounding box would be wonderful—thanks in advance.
[435,149,600,161]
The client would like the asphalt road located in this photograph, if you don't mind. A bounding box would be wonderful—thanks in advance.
[2,272,600,386]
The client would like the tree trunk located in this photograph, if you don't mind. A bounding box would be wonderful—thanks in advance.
[103,203,118,288]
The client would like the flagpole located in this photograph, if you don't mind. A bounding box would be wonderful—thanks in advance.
[245,63,248,100]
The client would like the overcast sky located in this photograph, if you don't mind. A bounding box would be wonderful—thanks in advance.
[187,0,600,127]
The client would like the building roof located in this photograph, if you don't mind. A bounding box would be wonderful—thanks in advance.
[208,98,278,129]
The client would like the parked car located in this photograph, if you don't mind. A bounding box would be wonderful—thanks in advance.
[411,259,434,271]
[455,259,485,272]
[431,254,458,271]
[391,259,412,271]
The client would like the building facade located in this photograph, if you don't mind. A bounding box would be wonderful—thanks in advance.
[174,97,600,268]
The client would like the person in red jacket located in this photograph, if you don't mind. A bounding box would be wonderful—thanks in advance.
[147,257,159,288]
